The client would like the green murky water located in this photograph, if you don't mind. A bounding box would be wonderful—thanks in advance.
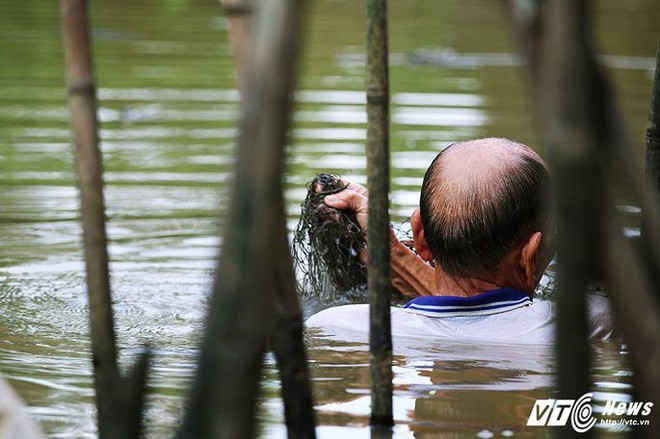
[1,0,657,437]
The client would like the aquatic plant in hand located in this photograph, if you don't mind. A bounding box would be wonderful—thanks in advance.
[293,173,368,305]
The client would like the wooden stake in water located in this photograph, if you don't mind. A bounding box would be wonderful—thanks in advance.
[107,350,151,439]
[219,0,252,91]
[365,0,393,429]
[540,2,594,437]
[177,0,308,437]
[270,197,317,439]
[59,1,119,437]
[600,192,660,439]
[645,41,660,223]
[507,1,660,436]
[221,0,316,434]
[217,0,316,435]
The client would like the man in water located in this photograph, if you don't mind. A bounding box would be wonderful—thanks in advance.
[306,138,614,343]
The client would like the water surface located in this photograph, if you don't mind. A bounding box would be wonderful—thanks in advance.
[1,0,657,437]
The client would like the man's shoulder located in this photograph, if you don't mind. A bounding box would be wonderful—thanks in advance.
[305,304,370,328]
[304,301,555,344]
[405,300,555,344]
[305,304,437,338]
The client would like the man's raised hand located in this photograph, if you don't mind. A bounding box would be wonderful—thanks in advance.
[322,180,369,235]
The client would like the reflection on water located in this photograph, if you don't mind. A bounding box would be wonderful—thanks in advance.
[307,335,631,438]
[1,0,656,436]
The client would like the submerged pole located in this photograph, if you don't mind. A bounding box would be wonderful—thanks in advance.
[218,0,316,436]
[219,0,252,91]
[271,200,317,439]
[540,2,594,437]
[508,1,660,436]
[365,0,393,429]
[177,0,307,437]
[59,1,118,437]
[644,42,660,233]
[601,198,660,438]
[106,351,151,439]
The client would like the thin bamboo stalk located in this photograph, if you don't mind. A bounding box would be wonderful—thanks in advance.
[218,0,252,91]
[177,0,307,437]
[600,186,660,439]
[540,2,594,437]
[107,351,151,439]
[499,0,544,88]
[590,42,660,435]
[507,0,660,319]
[601,122,660,305]
[643,41,660,254]
[59,1,118,437]
[365,0,393,429]
[271,198,317,439]
[219,0,316,436]
[502,0,632,158]
[508,1,660,436]
[646,41,660,199]
[587,44,660,312]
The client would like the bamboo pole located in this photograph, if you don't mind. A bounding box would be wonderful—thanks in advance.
[270,198,317,439]
[540,2,595,437]
[218,0,317,436]
[643,41,660,266]
[60,1,119,437]
[218,0,252,91]
[502,0,632,156]
[593,40,660,438]
[365,0,393,429]
[106,351,151,439]
[601,115,660,310]
[500,0,544,89]
[646,41,660,201]
[600,188,660,439]
[507,1,660,435]
[177,0,307,437]
[505,0,660,320]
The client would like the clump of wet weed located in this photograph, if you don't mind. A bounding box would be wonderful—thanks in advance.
[292,173,367,305]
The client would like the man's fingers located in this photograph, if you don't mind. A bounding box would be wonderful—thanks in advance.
[324,189,366,212]
[339,178,367,196]
[323,188,369,233]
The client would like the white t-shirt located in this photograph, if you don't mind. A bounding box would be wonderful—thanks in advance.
[305,288,615,345]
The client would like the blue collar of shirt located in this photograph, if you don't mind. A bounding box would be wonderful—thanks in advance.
[403,287,532,317]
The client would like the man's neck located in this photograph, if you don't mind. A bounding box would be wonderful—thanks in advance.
[434,266,517,298]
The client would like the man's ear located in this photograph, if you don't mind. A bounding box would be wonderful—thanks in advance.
[411,208,434,262]
[519,231,543,289]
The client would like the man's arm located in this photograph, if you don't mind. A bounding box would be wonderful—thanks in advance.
[323,180,435,298]
[389,231,435,297]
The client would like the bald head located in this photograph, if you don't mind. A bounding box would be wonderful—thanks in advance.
[419,138,550,278]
